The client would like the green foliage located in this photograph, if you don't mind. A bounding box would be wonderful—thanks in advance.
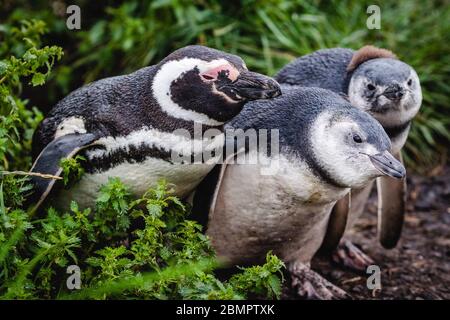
[0,19,63,171]
[0,179,285,300]
[60,155,86,186]
[0,21,63,296]
[228,252,284,299]
[94,177,132,238]
[0,175,32,208]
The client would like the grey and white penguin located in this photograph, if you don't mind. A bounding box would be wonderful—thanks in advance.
[29,45,281,211]
[193,87,405,299]
[275,46,422,269]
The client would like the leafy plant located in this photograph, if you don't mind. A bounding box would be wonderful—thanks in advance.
[0,19,63,171]
[0,20,63,298]
[228,252,285,299]
[60,155,86,186]
[0,178,285,300]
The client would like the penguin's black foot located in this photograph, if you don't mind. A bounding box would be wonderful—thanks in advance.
[332,240,374,272]
[288,261,351,300]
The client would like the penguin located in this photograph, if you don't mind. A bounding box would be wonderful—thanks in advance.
[29,45,281,212]
[275,46,422,269]
[192,87,405,299]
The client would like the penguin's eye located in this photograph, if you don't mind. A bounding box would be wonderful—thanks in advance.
[407,79,412,86]
[353,134,363,143]
[367,84,376,91]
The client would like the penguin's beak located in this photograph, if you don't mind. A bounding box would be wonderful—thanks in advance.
[231,71,281,100]
[383,83,405,101]
[369,150,406,179]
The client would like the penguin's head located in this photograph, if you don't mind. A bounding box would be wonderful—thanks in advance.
[347,47,422,126]
[152,45,281,126]
[309,99,406,189]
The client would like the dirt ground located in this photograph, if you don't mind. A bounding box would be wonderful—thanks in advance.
[310,165,450,299]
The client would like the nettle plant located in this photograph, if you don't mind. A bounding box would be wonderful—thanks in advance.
[0,20,284,300]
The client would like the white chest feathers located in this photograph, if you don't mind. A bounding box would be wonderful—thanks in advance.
[207,153,349,266]
[55,126,224,210]
[56,159,215,210]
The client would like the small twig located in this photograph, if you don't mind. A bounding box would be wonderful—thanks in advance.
[0,170,62,180]
[341,276,362,284]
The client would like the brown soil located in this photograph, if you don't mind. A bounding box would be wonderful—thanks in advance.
[311,165,450,299]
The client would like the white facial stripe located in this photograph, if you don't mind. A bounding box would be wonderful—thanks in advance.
[152,57,233,126]
[85,127,225,160]
[54,116,86,139]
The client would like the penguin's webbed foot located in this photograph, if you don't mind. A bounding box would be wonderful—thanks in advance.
[332,240,374,272]
[288,261,351,300]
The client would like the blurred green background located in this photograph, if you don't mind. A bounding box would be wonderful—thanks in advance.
[1,0,449,171]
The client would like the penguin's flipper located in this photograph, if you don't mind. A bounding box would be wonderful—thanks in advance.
[208,151,239,216]
[191,139,245,229]
[190,164,222,228]
[319,192,351,253]
[29,133,98,212]
[377,152,407,249]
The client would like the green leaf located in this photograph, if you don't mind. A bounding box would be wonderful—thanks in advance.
[31,72,46,86]
[0,61,8,75]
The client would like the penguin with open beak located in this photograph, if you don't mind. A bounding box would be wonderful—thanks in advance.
[29,45,281,212]
[275,46,421,270]
[193,87,405,299]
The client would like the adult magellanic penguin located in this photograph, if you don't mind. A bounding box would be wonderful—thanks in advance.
[193,87,405,299]
[275,46,422,269]
[29,45,281,211]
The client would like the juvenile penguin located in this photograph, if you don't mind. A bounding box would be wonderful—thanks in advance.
[30,45,281,211]
[275,46,422,269]
[193,87,405,299]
